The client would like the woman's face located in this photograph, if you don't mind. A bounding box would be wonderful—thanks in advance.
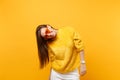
[40,25,57,40]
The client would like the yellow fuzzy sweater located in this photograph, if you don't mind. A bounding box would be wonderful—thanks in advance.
[47,26,84,73]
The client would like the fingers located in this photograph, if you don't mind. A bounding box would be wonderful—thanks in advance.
[80,70,87,76]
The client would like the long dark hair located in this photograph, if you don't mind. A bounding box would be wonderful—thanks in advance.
[36,24,49,68]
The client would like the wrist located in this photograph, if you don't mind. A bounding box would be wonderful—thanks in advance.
[81,60,86,64]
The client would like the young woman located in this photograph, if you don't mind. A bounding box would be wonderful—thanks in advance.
[36,24,87,80]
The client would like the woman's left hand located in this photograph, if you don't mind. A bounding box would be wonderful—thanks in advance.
[80,63,87,76]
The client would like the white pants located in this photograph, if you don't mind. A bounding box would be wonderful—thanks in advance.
[50,69,80,80]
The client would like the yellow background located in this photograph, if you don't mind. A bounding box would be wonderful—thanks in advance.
[0,0,120,80]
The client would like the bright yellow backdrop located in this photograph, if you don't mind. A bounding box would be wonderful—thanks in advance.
[0,0,120,80]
